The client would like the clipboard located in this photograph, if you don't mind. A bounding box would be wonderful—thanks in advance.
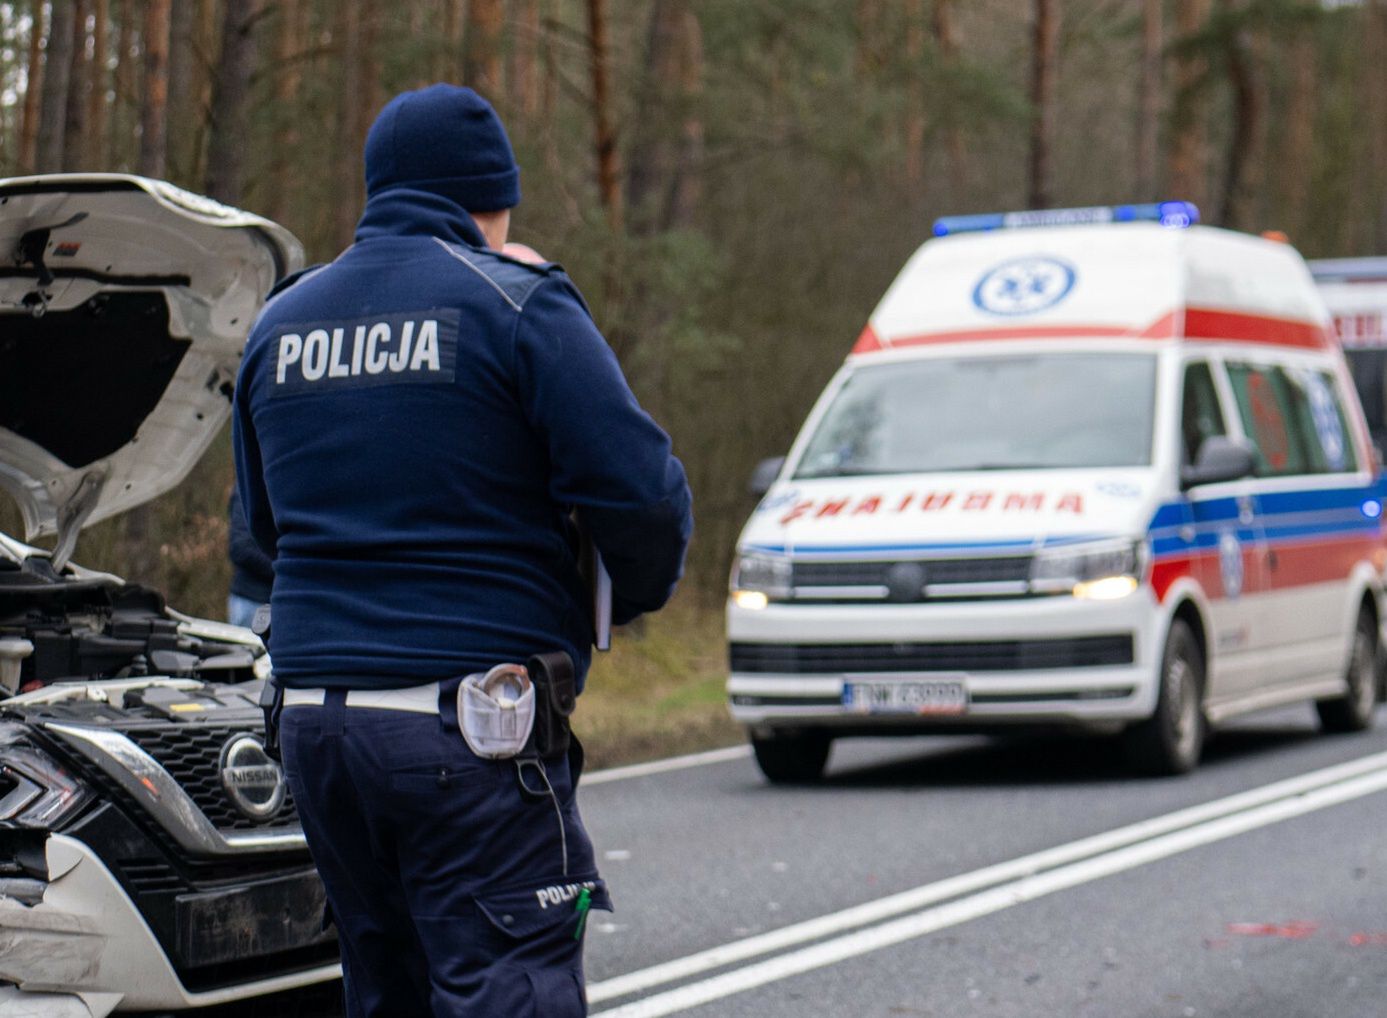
[592,551,612,651]
[576,521,613,651]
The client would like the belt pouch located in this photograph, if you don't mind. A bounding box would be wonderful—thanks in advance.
[458,664,536,759]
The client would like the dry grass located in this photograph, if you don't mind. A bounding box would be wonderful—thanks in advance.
[575,593,744,769]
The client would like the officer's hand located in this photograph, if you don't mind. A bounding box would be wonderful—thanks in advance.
[502,242,546,265]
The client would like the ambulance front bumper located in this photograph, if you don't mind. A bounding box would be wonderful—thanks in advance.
[726,590,1161,729]
[0,834,339,1016]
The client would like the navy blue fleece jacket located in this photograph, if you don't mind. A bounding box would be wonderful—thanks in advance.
[232,189,692,690]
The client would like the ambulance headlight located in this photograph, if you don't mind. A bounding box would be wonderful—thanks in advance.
[1031,541,1144,599]
[730,553,793,605]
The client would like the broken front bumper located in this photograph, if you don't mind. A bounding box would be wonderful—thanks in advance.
[0,834,338,1016]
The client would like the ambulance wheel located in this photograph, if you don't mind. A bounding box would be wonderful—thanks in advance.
[751,730,831,784]
[1122,619,1205,776]
[1317,609,1378,734]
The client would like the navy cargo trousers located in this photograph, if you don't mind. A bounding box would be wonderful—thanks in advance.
[279,690,610,1017]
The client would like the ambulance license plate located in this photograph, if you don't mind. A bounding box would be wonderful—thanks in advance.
[842,679,969,715]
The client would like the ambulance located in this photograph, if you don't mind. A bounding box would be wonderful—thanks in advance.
[1310,257,1387,448]
[727,203,1387,783]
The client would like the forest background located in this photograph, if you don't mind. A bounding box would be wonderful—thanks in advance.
[0,0,1384,761]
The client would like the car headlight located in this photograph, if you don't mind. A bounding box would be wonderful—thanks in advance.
[0,723,92,829]
[730,553,793,607]
[1030,541,1145,600]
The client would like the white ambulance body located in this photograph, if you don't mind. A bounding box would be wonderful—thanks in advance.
[728,204,1386,782]
[1310,257,1387,447]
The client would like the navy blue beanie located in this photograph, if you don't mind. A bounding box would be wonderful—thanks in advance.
[364,84,520,212]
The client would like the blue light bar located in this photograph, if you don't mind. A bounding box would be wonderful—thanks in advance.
[933,201,1200,237]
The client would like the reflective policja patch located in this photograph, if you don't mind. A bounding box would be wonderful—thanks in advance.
[268,309,459,396]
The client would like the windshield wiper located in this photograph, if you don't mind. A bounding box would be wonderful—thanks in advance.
[959,462,1059,471]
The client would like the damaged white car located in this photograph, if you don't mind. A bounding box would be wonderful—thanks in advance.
[0,175,341,1016]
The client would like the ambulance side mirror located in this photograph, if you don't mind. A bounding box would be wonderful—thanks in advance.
[749,456,786,496]
[1180,436,1256,490]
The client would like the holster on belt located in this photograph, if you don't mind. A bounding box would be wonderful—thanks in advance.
[527,652,576,759]
[258,675,284,762]
[253,606,283,761]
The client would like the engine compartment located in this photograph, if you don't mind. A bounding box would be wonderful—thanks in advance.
[0,553,259,695]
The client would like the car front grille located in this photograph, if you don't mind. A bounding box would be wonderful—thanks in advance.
[730,635,1135,674]
[121,725,299,831]
[788,555,1037,602]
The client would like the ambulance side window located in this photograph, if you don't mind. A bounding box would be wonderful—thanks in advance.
[1226,363,1317,477]
[1290,369,1358,473]
[1180,361,1226,465]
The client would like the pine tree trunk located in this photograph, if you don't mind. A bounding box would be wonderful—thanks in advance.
[333,0,361,249]
[1027,0,1060,209]
[628,0,688,230]
[407,0,427,88]
[441,0,465,83]
[511,0,542,119]
[36,0,76,173]
[1279,26,1315,237]
[1219,6,1264,230]
[931,0,967,202]
[166,0,195,180]
[85,0,109,170]
[139,0,171,178]
[1135,0,1162,199]
[109,0,134,169]
[1167,0,1211,211]
[205,0,260,204]
[903,0,925,187]
[19,0,46,173]
[266,0,304,224]
[62,0,89,171]
[586,0,622,232]
[361,0,383,125]
[464,0,504,96]
[190,0,218,186]
[667,5,704,230]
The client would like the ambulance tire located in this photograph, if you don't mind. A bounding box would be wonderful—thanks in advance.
[1122,619,1205,776]
[1316,608,1378,734]
[751,730,831,784]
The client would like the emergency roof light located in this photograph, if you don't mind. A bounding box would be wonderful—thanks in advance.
[932,201,1200,238]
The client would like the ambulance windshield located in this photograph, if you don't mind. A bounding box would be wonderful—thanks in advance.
[794,352,1157,478]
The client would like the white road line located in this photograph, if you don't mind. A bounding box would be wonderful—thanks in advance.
[594,765,1387,1017]
[589,749,1387,1010]
[583,745,751,786]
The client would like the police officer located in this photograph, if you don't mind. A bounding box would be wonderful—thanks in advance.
[232,84,692,1017]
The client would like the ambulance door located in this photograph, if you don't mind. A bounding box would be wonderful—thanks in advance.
[1179,359,1269,704]
[1227,362,1363,688]
[1223,360,1337,689]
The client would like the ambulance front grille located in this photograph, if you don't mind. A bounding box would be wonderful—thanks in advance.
[789,556,1035,601]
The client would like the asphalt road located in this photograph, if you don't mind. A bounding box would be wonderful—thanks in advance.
[578,706,1387,1017]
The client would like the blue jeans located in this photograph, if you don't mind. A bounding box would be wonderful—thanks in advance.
[280,691,608,1017]
[227,593,263,630]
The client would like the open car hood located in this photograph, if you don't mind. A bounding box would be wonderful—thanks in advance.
[0,174,303,563]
